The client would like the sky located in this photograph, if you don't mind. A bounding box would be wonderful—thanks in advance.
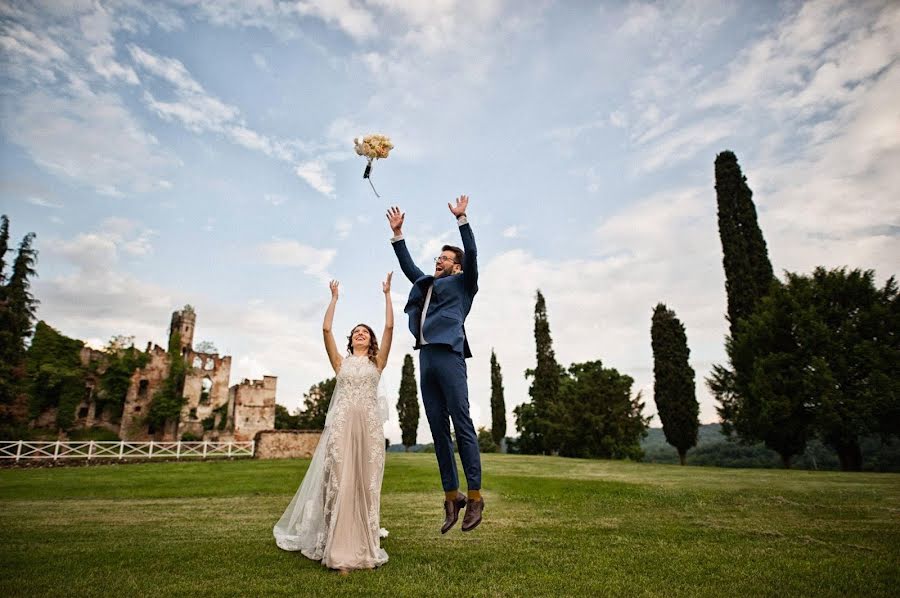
[1,0,898,445]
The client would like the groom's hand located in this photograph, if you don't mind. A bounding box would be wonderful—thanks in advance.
[386,206,405,235]
[448,195,468,218]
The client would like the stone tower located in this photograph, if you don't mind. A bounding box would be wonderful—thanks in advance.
[169,304,196,353]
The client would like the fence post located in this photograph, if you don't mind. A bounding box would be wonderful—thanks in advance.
[176,440,181,460]
[149,440,154,459]
[202,440,207,459]
[251,439,256,458]
[119,441,124,460]
[88,440,94,461]
[15,440,23,463]
[53,440,60,461]
[227,442,232,458]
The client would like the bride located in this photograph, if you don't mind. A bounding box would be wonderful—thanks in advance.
[274,274,394,571]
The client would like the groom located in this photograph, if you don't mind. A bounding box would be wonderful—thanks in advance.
[386,196,483,533]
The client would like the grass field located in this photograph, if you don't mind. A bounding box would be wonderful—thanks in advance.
[1,454,898,597]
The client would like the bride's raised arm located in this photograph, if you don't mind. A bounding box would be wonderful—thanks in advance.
[376,272,394,371]
[323,280,343,374]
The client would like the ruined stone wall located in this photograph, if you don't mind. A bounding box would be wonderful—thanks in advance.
[255,430,322,459]
[119,345,170,440]
[179,352,231,439]
[231,376,277,442]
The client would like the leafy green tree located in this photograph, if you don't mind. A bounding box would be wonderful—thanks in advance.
[714,282,813,468]
[489,349,506,446]
[396,354,419,450]
[725,268,898,470]
[477,426,498,453]
[551,360,650,460]
[512,401,541,455]
[716,268,898,469]
[275,404,301,429]
[297,377,336,430]
[25,321,86,430]
[651,303,699,464]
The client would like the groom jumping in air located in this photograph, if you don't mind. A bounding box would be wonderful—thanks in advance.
[386,196,484,533]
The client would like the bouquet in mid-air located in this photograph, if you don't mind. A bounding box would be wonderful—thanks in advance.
[354,134,393,197]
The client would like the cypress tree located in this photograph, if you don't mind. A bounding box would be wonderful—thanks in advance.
[4,231,39,355]
[0,220,38,419]
[0,215,9,285]
[714,150,775,337]
[524,290,560,455]
[397,354,419,451]
[650,303,699,465]
[489,349,506,446]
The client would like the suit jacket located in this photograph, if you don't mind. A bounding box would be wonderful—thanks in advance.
[392,221,478,358]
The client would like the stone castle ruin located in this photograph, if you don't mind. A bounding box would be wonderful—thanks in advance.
[65,306,275,442]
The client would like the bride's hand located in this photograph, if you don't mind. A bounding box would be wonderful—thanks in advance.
[382,272,392,294]
[329,280,339,300]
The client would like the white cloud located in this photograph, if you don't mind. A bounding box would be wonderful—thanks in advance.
[26,196,62,208]
[502,226,520,239]
[335,217,353,240]
[252,52,269,71]
[3,88,177,196]
[264,193,288,206]
[257,239,337,279]
[294,160,336,197]
[287,0,377,41]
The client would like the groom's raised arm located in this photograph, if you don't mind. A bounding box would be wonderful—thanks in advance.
[458,216,478,294]
[386,206,425,283]
[449,195,478,294]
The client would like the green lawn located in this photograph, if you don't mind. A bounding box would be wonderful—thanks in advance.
[1,454,898,597]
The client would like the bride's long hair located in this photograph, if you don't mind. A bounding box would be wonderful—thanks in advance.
[346,323,379,365]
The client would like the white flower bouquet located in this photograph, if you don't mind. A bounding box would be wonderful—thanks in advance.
[354,134,393,197]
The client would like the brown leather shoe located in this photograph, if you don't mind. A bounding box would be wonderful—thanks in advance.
[461,498,484,532]
[441,494,467,534]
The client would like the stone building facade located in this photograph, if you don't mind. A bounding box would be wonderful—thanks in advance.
[227,376,278,442]
[55,305,276,442]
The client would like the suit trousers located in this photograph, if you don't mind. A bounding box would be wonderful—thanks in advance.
[419,344,482,492]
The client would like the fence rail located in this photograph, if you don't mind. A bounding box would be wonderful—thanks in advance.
[0,440,255,462]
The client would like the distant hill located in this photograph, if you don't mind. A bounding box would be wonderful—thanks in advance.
[642,423,900,471]
[387,424,899,471]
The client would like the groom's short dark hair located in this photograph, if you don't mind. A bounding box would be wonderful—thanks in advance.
[442,244,464,265]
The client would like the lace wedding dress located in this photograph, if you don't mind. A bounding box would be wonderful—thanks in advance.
[273,354,389,570]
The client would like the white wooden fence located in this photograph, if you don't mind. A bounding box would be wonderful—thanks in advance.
[0,440,255,462]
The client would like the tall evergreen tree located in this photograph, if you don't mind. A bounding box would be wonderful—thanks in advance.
[0,215,9,285]
[489,349,506,446]
[650,303,699,465]
[714,150,775,337]
[0,219,38,421]
[4,232,39,356]
[524,289,560,454]
[397,354,419,450]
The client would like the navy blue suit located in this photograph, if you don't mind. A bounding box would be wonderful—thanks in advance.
[392,219,482,492]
